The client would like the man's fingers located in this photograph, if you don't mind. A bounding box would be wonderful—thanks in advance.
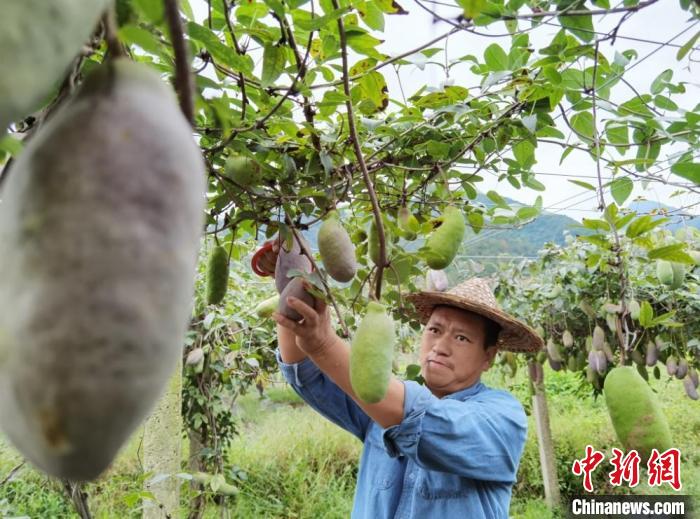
[286,296,318,324]
[272,311,303,332]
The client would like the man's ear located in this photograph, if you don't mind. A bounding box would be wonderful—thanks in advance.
[484,345,499,369]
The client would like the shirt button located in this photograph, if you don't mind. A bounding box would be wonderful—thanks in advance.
[408,473,415,480]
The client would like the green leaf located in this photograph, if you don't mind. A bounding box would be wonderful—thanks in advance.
[653,95,678,111]
[484,44,509,71]
[650,310,677,327]
[261,45,286,87]
[119,25,168,57]
[346,32,384,57]
[605,124,628,150]
[376,0,408,14]
[625,215,668,238]
[581,218,610,232]
[523,175,546,191]
[0,134,23,157]
[670,162,700,184]
[354,72,388,114]
[467,211,484,233]
[638,300,653,328]
[558,2,593,43]
[677,30,700,61]
[132,0,164,24]
[614,212,636,230]
[457,0,488,19]
[487,190,510,209]
[513,140,535,168]
[650,69,673,95]
[188,22,253,74]
[263,0,286,17]
[570,111,594,141]
[609,177,633,206]
[648,244,694,263]
[295,7,351,31]
[358,1,385,30]
[516,206,539,220]
[635,140,661,172]
[568,179,596,190]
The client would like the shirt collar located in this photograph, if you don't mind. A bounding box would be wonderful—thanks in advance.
[442,380,485,400]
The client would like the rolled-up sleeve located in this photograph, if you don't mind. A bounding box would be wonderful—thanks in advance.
[382,381,527,483]
[276,349,371,441]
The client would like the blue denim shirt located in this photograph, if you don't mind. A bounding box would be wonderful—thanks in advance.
[276,349,528,519]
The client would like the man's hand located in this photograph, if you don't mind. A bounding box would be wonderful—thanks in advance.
[272,289,336,357]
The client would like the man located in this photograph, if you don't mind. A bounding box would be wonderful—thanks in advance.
[256,241,543,518]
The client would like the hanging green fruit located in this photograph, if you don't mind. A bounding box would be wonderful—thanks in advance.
[604,367,673,462]
[424,206,465,270]
[206,246,229,305]
[1,0,111,129]
[350,301,396,404]
[318,210,357,282]
[224,155,263,188]
[254,294,280,318]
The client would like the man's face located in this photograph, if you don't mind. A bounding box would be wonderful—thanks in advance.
[418,306,498,398]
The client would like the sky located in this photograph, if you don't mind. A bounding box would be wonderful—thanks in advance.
[190,0,699,222]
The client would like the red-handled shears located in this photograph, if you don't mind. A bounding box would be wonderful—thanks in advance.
[251,241,274,277]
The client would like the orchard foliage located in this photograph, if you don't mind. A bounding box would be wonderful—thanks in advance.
[495,223,700,397]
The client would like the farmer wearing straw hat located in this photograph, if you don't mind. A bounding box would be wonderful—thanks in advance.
[255,242,543,519]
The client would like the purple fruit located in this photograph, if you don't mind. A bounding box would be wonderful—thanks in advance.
[278,277,316,322]
[675,358,688,380]
[683,376,699,400]
[275,235,312,294]
[645,341,658,367]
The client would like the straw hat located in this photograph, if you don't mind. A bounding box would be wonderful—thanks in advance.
[406,277,543,353]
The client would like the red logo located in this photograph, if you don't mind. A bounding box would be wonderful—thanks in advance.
[648,448,682,491]
[572,445,605,492]
[609,448,641,487]
[572,447,682,492]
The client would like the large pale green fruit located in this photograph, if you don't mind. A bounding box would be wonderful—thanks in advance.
[350,302,396,404]
[0,0,111,129]
[604,367,672,462]
[656,260,684,289]
[318,211,357,282]
[424,206,465,270]
[0,59,206,481]
[223,155,262,187]
[254,294,280,318]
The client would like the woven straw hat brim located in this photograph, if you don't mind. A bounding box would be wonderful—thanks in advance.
[407,291,544,353]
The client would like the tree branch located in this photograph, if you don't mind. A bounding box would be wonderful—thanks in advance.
[332,0,388,301]
[102,6,126,58]
[222,0,248,120]
[164,0,195,126]
[63,480,92,519]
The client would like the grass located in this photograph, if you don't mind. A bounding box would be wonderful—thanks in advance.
[0,365,697,518]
